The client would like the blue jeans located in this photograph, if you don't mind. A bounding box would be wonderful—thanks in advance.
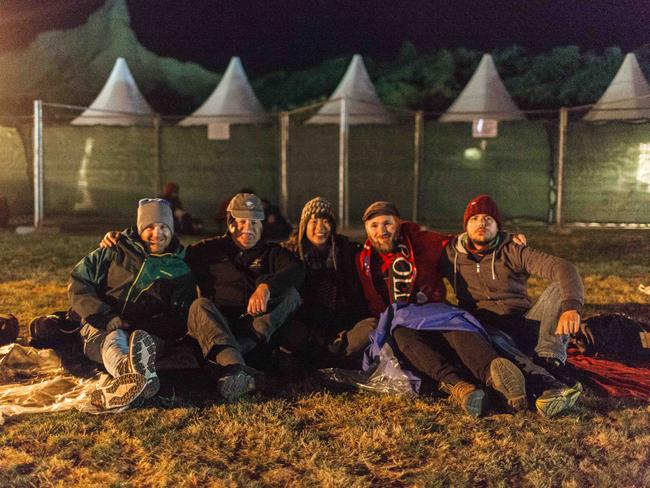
[525,283,570,363]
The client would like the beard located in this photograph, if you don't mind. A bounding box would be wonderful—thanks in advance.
[369,233,397,254]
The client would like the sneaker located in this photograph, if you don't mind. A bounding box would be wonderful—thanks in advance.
[90,373,146,410]
[535,385,582,418]
[439,381,486,417]
[217,364,264,401]
[488,358,528,412]
[127,330,159,399]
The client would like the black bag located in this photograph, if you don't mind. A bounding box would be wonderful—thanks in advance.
[573,313,650,359]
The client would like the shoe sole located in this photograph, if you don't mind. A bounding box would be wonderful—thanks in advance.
[490,358,528,412]
[461,388,486,418]
[129,330,159,399]
[90,373,146,410]
[536,387,582,418]
[218,371,256,401]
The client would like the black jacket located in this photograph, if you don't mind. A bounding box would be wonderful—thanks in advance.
[185,235,305,309]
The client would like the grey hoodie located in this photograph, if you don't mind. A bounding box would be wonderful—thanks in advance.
[439,232,584,316]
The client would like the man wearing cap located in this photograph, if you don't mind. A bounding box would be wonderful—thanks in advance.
[185,193,304,399]
[357,201,528,417]
[439,195,584,415]
[70,198,196,410]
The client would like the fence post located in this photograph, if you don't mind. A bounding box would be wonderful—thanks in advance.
[555,107,568,227]
[33,100,43,229]
[280,111,289,219]
[153,115,161,194]
[412,111,423,222]
[339,96,349,228]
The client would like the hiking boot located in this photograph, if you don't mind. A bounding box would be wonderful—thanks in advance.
[439,381,485,417]
[535,385,582,418]
[90,372,146,410]
[127,330,159,399]
[217,364,264,401]
[488,358,527,412]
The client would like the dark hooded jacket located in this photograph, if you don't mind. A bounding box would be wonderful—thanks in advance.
[68,227,196,340]
[439,231,584,316]
[185,234,304,310]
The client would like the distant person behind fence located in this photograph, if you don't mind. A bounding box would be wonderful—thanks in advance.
[161,181,203,235]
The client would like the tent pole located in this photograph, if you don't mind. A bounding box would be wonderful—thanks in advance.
[33,100,43,229]
[280,112,289,219]
[339,97,349,228]
[555,107,568,227]
[412,111,423,222]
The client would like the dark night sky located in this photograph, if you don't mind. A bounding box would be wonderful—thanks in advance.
[1,0,649,75]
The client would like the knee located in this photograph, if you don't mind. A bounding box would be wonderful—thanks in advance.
[282,287,302,309]
[392,325,415,345]
[187,297,218,332]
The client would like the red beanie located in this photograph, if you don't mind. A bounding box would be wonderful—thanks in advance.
[463,195,502,229]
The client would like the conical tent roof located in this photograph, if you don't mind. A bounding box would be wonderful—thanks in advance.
[71,57,154,126]
[440,54,525,122]
[179,57,267,126]
[307,54,392,125]
[584,53,650,121]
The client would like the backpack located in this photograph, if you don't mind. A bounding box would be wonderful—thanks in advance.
[573,313,650,359]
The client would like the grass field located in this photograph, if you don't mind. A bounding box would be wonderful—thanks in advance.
[1,226,649,487]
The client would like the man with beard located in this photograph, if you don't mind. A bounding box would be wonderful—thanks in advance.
[439,195,583,416]
[356,201,527,417]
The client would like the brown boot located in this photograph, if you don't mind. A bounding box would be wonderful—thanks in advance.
[440,381,485,417]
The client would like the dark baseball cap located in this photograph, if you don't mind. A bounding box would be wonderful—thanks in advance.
[226,193,265,220]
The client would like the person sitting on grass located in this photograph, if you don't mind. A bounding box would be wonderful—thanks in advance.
[101,193,305,401]
[69,198,195,410]
[357,201,528,417]
[279,197,375,368]
[439,194,583,416]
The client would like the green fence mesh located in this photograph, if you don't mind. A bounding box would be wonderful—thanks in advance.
[2,114,649,227]
[564,121,650,224]
[0,126,31,216]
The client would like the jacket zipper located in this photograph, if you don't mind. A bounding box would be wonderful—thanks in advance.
[122,259,147,315]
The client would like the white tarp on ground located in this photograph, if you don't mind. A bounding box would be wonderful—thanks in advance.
[439,54,525,122]
[584,53,650,121]
[71,57,155,126]
[0,342,200,423]
[179,56,267,126]
[307,54,393,125]
[0,343,109,423]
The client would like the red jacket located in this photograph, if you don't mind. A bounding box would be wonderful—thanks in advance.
[356,222,451,317]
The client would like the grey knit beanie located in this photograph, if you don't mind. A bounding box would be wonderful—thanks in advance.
[137,198,174,233]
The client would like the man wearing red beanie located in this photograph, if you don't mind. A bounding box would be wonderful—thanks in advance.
[439,195,584,417]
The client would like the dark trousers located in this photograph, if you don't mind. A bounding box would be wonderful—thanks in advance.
[391,327,498,385]
[187,288,301,367]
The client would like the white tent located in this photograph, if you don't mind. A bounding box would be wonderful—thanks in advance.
[71,57,154,126]
[179,57,267,126]
[440,54,525,122]
[584,53,650,121]
[307,54,392,125]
